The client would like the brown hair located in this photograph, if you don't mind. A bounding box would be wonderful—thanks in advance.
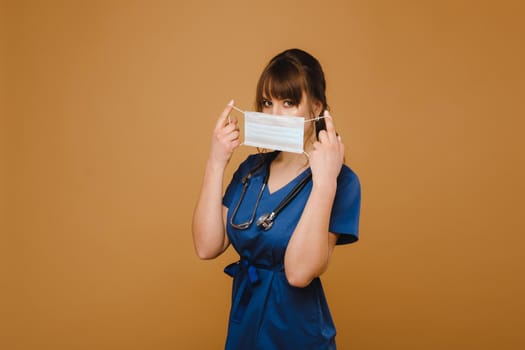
[255,48,328,116]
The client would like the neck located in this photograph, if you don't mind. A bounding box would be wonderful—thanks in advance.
[274,151,310,171]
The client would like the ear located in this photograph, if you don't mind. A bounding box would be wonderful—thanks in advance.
[312,100,323,117]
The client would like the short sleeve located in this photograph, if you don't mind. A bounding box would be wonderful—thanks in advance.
[329,165,361,245]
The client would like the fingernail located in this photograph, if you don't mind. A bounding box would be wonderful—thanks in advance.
[228,99,234,106]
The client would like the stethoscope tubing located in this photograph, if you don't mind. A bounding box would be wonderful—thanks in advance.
[229,154,312,231]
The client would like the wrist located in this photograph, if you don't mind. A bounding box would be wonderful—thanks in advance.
[206,157,228,174]
[311,179,337,196]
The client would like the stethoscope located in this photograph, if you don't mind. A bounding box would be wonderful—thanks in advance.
[229,154,312,231]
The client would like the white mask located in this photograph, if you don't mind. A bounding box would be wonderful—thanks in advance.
[243,111,305,154]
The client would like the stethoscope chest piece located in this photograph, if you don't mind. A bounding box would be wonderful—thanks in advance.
[256,212,275,231]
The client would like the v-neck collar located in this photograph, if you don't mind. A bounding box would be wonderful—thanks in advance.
[264,151,311,196]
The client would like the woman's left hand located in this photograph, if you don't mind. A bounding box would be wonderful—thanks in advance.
[309,111,344,186]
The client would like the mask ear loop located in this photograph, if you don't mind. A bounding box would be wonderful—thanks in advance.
[302,115,329,159]
[303,115,329,122]
[231,105,245,114]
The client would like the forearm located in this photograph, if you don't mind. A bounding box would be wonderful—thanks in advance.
[192,159,229,259]
[284,181,337,287]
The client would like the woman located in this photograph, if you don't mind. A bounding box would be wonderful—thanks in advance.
[192,48,361,349]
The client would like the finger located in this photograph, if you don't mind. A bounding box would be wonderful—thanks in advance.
[323,111,337,142]
[317,129,329,143]
[224,130,240,142]
[230,139,241,150]
[223,117,239,133]
[216,99,235,128]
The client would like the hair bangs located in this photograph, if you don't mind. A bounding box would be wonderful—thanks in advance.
[256,60,306,111]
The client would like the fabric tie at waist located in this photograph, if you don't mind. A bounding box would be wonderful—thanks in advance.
[224,259,282,323]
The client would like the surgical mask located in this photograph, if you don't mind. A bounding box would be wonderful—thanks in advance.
[244,111,305,153]
[231,105,325,154]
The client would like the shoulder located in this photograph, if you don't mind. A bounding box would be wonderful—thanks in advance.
[334,164,361,205]
[239,153,262,168]
[337,164,360,189]
[234,152,270,178]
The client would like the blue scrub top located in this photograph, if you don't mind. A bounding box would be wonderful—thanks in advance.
[222,151,361,349]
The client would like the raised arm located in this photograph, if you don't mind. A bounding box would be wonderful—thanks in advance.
[192,100,239,259]
[284,111,344,287]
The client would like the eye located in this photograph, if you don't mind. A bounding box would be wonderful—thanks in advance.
[283,100,296,107]
[262,99,272,108]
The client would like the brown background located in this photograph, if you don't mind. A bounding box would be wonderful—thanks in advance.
[1,0,524,349]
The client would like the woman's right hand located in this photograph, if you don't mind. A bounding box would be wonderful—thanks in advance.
[209,100,240,167]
